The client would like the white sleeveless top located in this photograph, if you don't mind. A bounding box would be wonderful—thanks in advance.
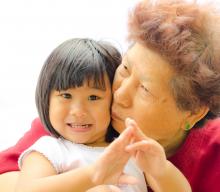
[18,136,147,192]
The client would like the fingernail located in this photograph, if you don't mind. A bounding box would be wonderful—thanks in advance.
[125,117,130,124]
[126,117,133,124]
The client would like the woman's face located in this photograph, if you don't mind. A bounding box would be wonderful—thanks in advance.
[111,43,188,150]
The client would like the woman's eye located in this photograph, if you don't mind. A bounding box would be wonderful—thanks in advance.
[119,64,129,76]
[88,95,100,101]
[140,85,149,93]
[123,64,128,70]
[60,93,72,99]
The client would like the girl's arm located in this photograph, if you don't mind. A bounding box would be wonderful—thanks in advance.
[16,151,98,192]
[15,126,136,192]
[125,118,192,192]
[144,161,192,192]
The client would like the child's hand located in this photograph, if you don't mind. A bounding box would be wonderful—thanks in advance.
[86,185,122,192]
[125,118,168,179]
[91,125,138,186]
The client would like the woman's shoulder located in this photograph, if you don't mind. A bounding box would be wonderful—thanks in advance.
[170,118,220,191]
[174,117,220,159]
[192,118,220,145]
[189,118,220,191]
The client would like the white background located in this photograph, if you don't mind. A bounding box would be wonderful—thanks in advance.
[0,0,219,151]
[0,0,140,151]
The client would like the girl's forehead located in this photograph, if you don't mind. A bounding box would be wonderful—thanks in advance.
[85,80,106,90]
[69,76,109,91]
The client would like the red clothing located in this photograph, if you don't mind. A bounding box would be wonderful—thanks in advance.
[168,118,220,192]
[0,118,220,191]
[0,118,49,173]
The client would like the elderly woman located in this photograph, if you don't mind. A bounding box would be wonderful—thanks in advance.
[1,0,220,191]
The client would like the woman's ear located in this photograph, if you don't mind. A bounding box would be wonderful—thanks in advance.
[183,106,209,130]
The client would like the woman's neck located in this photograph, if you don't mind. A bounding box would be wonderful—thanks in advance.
[163,130,188,158]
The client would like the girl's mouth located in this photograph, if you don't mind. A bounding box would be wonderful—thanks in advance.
[67,123,92,132]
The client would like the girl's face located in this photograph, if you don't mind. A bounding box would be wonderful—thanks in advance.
[49,75,112,146]
[111,43,188,152]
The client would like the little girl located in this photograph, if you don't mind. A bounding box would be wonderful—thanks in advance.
[15,38,147,192]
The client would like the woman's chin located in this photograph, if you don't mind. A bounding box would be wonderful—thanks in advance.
[111,118,125,133]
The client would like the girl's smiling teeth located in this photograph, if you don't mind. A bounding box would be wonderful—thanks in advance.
[67,123,92,129]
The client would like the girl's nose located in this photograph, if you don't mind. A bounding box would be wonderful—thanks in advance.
[113,78,132,108]
[69,103,87,118]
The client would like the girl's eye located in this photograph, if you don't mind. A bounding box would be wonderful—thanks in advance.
[88,95,100,101]
[60,93,72,99]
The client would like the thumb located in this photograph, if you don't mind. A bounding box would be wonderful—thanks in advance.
[125,118,146,140]
[108,185,122,192]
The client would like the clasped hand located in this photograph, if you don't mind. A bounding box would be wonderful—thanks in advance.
[89,118,168,191]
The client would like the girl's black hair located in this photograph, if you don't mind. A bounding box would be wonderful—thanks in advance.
[35,38,121,140]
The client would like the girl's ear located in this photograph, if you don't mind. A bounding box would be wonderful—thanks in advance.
[182,106,209,131]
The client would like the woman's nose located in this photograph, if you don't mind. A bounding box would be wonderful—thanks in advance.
[113,78,132,107]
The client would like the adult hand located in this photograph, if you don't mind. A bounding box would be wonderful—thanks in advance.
[125,118,168,179]
[91,125,138,186]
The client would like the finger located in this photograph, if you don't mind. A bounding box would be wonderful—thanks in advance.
[126,140,164,157]
[118,173,139,185]
[126,118,149,141]
[117,125,133,141]
[111,126,133,149]
[125,140,151,152]
[102,127,133,161]
[125,117,132,128]
[108,185,122,192]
